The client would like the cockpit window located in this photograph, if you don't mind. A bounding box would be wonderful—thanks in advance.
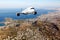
[31,8,34,9]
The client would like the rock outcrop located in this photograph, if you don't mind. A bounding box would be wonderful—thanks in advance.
[0,9,60,40]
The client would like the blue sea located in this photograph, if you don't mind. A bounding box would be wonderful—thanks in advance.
[0,8,56,26]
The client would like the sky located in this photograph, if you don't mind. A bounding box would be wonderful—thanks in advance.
[0,0,60,8]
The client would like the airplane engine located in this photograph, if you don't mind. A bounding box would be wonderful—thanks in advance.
[16,13,20,16]
[34,11,37,15]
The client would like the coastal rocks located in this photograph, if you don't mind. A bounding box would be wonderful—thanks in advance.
[0,10,60,40]
[4,18,14,25]
[0,19,60,40]
[37,11,60,22]
[37,11,60,30]
[16,24,46,40]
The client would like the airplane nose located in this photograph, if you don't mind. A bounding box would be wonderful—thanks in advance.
[16,13,20,16]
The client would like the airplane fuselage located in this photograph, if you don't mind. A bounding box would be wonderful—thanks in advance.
[16,7,37,16]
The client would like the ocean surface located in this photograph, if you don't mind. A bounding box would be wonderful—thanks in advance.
[0,8,56,26]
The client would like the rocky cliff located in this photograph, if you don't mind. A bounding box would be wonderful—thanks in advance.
[0,9,60,40]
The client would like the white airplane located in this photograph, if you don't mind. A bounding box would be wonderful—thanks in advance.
[16,7,37,16]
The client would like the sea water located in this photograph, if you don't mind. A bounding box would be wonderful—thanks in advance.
[0,8,56,26]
